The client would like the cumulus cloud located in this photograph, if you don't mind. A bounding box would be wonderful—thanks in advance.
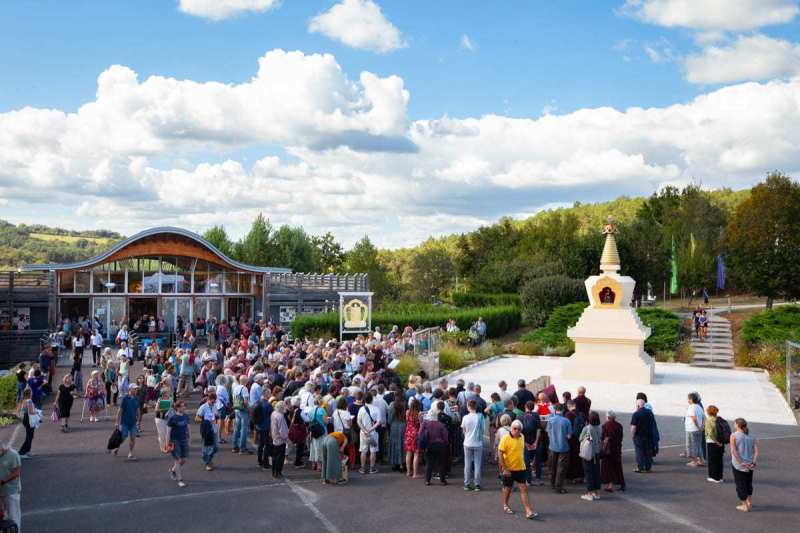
[622,0,798,31]
[309,0,406,53]
[178,0,280,20]
[685,34,800,84]
[3,50,800,247]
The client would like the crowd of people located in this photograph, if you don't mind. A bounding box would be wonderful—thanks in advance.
[4,314,764,529]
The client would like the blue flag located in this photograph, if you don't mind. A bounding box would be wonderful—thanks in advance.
[716,255,726,290]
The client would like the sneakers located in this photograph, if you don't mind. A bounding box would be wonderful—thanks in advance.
[369,467,378,474]
[464,485,474,491]
[169,468,177,481]
[205,464,214,471]
[581,494,594,501]
[474,485,481,492]
[359,468,367,475]
[707,477,723,484]
[177,481,186,488]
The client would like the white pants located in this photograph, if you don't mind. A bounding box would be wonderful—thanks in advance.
[0,493,21,531]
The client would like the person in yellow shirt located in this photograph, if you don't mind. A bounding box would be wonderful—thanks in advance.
[498,420,539,519]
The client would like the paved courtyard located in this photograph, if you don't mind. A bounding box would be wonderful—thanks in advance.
[6,360,800,533]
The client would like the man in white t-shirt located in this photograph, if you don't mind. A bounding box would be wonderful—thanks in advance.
[357,394,380,474]
[370,388,389,462]
[90,329,103,367]
[461,399,485,490]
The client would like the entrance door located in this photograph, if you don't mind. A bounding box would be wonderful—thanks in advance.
[60,297,89,323]
[129,298,158,328]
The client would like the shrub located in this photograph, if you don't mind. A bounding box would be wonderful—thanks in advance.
[519,275,585,326]
[395,354,420,386]
[522,302,588,349]
[638,308,683,354]
[521,303,682,356]
[741,305,800,346]
[440,331,472,346]
[439,343,465,373]
[507,341,544,356]
[452,292,521,308]
[0,373,17,411]
[290,305,521,340]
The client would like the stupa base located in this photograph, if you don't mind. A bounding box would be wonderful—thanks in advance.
[563,341,654,384]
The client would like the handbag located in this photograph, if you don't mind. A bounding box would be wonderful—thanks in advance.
[579,435,594,461]
[288,410,308,445]
[107,428,123,450]
[51,408,60,423]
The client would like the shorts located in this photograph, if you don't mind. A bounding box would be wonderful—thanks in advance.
[501,470,526,488]
[359,431,379,453]
[172,439,189,459]
[119,424,138,439]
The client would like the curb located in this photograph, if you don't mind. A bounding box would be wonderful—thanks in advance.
[438,355,504,381]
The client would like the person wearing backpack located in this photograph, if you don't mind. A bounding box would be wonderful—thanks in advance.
[231,376,252,454]
[307,398,329,472]
[565,400,585,483]
[357,393,380,474]
[520,401,541,485]
[704,405,729,483]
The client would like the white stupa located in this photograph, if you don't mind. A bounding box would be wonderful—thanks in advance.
[563,216,654,384]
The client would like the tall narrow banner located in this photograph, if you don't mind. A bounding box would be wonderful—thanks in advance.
[670,236,678,295]
[716,255,726,290]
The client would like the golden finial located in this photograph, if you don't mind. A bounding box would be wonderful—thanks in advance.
[600,215,620,273]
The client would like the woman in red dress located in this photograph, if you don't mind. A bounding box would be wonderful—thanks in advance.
[404,398,422,478]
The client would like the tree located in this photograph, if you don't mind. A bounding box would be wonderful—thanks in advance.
[345,235,392,300]
[203,225,234,257]
[239,214,273,266]
[726,172,800,308]
[271,225,315,273]
[311,232,345,273]
[406,242,454,302]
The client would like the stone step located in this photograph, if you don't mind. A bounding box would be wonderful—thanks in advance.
[692,361,735,369]
[692,349,734,355]
[692,354,734,361]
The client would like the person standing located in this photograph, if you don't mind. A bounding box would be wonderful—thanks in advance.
[404,398,422,478]
[498,420,539,519]
[730,418,759,512]
[91,329,103,368]
[167,400,190,488]
[231,376,252,454]
[114,384,140,460]
[0,445,21,531]
[461,399,484,491]
[196,392,220,471]
[270,402,289,479]
[705,405,726,483]
[72,332,85,392]
[512,379,534,410]
[579,411,602,501]
[254,389,273,471]
[685,392,705,467]
[600,411,625,492]
[520,401,541,485]
[16,388,37,459]
[54,374,76,432]
[546,403,571,493]
[574,386,591,417]
[387,396,406,472]
[418,413,449,486]
[357,393,380,474]
[630,399,654,472]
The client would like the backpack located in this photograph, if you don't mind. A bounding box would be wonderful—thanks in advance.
[308,408,325,439]
[716,416,732,445]
[233,388,246,411]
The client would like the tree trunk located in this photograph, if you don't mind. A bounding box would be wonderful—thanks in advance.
[766,296,774,309]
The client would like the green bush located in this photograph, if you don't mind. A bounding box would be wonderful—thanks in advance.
[440,330,472,346]
[741,305,800,345]
[395,354,420,386]
[452,292,520,308]
[522,302,588,350]
[439,344,466,373]
[638,308,683,354]
[521,303,682,356]
[0,373,17,411]
[290,305,521,340]
[519,275,585,326]
[507,341,544,356]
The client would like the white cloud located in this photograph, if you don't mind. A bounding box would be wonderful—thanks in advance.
[622,0,798,31]
[3,50,800,248]
[460,34,477,52]
[685,34,800,84]
[178,0,280,21]
[644,38,677,63]
[309,0,406,53]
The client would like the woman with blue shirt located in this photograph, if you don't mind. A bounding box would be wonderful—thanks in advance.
[168,400,190,487]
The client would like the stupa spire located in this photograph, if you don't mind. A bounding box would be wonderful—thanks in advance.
[600,215,620,273]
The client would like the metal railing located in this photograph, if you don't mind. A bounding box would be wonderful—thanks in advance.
[267,272,369,291]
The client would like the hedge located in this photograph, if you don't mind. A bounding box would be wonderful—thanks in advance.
[290,305,521,340]
[451,292,521,308]
[521,303,682,356]
[740,305,800,346]
[0,373,17,411]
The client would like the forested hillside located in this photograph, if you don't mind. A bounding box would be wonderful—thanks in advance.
[0,221,123,267]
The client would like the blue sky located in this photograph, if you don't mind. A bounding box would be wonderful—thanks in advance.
[1,1,799,247]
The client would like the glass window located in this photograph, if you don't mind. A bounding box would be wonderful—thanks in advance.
[142,256,160,294]
[224,272,238,293]
[194,269,209,294]
[163,298,177,332]
[127,270,143,293]
[109,298,126,339]
[59,272,74,293]
[75,271,90,293]
[160,257,177,294]
[109,271,125,293]
[176,257,192,294]
[177,298,191,330]
[93,270,109,293]
[238,273,252,293]
[208,298,222,322]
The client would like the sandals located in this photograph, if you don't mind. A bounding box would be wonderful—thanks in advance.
[503,506,514,515]
[526,512,540,520]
